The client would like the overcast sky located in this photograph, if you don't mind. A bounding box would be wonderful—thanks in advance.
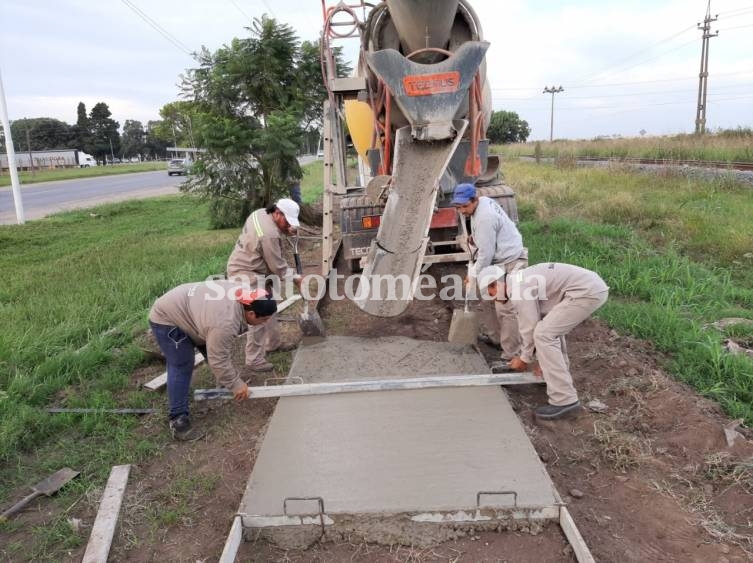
[1,0,752,141]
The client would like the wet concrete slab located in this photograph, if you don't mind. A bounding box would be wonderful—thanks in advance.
[238,337,559,545]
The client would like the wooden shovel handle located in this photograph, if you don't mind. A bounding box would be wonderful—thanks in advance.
[1,490,41,519]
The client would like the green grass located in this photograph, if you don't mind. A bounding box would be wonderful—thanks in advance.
[502,159,753,285]
[0,161,166,187]
[494,130,753,163]
[301,159,323,204]
[0,195,238,561]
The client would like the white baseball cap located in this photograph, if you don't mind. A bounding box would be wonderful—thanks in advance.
[477,265,506,297]
[275,198,300,228]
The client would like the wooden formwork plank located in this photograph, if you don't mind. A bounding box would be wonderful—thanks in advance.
[219,515,243,563]
[81,464,131,563]
[560,506,596,563]
[143,353,204,391]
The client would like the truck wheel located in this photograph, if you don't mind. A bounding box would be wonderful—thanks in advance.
[477,184,518,223]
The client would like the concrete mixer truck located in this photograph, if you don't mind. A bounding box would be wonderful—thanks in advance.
[318,0,517,317]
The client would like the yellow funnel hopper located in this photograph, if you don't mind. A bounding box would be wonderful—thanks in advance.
[344,100,374,159]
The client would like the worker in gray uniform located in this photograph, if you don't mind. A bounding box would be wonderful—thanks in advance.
[227,199,301,372]
[477,263,609,419]
[149,281,277,440]
[452,183,528,366]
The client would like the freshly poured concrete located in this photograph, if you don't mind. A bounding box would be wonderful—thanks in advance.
[238,337,559,545]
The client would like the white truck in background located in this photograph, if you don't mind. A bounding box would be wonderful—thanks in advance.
[0,149,97,170]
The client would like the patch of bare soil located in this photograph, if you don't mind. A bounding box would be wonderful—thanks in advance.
[50,242,753,562]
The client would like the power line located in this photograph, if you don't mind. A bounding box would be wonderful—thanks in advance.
[228,0,254,24]
[120,0,196,57]
[489,70,753,92]
[570,23,697,86]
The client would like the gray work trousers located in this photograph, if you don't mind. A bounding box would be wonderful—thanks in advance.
[534,292,608,406]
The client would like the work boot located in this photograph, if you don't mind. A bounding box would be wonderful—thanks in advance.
[246,360,275,372]
[534,401,581,420]
[478,333,501,350]
[169,414,206,442]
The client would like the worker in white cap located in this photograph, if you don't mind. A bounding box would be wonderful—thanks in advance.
[452,182,528,367]
[227,199,302,372]
[477,263,609,420]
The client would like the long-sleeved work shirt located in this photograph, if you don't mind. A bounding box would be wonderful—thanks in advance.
[226,208,292,281]
[506,263,609,363]
[149,280,249,392]
[470,196,524,276]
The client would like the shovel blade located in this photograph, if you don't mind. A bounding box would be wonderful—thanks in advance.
[33,468,80,496]
[448,310,478,345]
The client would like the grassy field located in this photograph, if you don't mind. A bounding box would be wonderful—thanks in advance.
[300,159,324,203]
[0,161,166,187]
[494,129,753,162]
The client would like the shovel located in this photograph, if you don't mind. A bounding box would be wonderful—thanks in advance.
[448,262,479,345]
[292,235,325,339]
[1,467,80,520]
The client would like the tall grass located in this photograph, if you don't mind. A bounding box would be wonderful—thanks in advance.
[495,130,753,162]
[0,196,235,464]
[504,159,753,285]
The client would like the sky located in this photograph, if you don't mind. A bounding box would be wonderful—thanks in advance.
[1,0,752,141]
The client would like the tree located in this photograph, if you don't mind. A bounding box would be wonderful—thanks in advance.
[120,120,146,158]
[143,120,170,159]
[154,101,198,148]
[180,15,337,227]
[9,118,72,150]
[71,101,91,150]
[487,110,531,144]
[88,102,120,164]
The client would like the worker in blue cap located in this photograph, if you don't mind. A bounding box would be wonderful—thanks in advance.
[452,183,528,370]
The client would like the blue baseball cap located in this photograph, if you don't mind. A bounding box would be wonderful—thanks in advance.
[451,183,477,205]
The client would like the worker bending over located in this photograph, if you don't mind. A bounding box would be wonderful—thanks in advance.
[452,183,528,365]
[478,263,608,420]
[149,281,277,440]
[227,199,301,372]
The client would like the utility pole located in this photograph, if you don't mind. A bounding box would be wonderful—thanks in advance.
[695,1,718,134]
[0,67,25,224]
[25,121,34,176]
[543,85,564,142]
[109,137,115,164]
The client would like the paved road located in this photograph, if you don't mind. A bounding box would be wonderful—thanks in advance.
[0,171,185,224]
[0,155,321,225]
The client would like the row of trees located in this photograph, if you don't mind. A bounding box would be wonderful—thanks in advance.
[0,102,176,164]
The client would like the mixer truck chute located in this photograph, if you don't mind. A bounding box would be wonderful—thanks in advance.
[319,0,518,317]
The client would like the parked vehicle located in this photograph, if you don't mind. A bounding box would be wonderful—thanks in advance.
[167,158,190,176]
[0,149,97,170]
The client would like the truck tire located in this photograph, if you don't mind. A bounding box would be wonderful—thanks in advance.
[477,184,518,223]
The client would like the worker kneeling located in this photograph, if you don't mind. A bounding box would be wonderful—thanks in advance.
[478,263,609,420]
[149,281,277,440]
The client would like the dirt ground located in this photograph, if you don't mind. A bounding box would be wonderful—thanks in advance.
[11,237,753,563]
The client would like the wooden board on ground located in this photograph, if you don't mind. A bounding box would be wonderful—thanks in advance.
[144,353,204,391]
[82,464,131,563]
